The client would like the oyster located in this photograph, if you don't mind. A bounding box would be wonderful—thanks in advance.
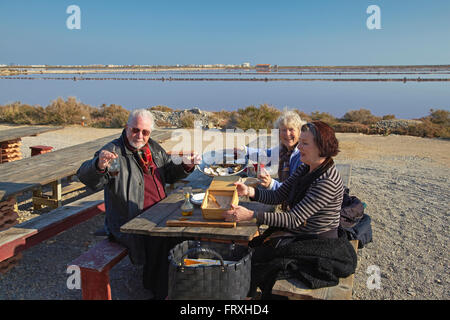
[202,164,243,176]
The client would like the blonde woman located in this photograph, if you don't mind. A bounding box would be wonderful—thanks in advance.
[245,110,306,190]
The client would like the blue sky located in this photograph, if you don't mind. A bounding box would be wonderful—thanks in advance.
[1,0,449,66]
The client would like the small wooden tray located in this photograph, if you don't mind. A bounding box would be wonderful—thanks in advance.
[201,176,240,220]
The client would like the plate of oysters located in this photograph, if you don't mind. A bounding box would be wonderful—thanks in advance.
[196,149,248,177]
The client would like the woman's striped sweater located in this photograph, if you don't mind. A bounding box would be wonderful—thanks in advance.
[253,163,344,235]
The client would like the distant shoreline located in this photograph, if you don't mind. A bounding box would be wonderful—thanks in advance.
[2,76,449,82]
[1,64,449,76]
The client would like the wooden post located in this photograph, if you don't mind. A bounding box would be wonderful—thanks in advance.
[52,179,62,207]
[12,196,18,213]
[32,188,43,211]
[80,268,112,300]
[32,179,62,210]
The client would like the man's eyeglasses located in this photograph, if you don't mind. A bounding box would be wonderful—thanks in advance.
[130,127,151,136]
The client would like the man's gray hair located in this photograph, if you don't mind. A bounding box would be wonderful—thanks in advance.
[127,109,154,130]
[274,110,306,130]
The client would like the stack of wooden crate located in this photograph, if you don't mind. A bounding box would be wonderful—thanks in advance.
[0,196,18,231]
[0,138,23,163]
[0,196,21,274]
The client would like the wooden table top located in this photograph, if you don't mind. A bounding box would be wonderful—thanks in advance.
[0,126,64,142]
[0,129,173,201]
[120,170,274,242]
[120,163,351,242]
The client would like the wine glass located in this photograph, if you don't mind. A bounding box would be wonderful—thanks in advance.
[109,157,120,176]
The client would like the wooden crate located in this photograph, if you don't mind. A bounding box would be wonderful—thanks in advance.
[0,138,22,164]
[0,196,18,231]
[201,176,240,220]
[201,189,239,220]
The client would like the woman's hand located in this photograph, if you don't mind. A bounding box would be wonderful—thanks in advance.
[222,204,254,222]
[182,152,202,165]
[181,152,202,171]
[258,167,272,188]
[234,182,255,198]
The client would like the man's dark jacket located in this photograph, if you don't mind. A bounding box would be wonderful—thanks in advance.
[77,130,189,264]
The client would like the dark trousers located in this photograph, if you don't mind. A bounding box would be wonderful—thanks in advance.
[142,236,187,299]
[248,227,339,299]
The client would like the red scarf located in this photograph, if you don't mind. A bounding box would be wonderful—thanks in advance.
[124,136,154,175]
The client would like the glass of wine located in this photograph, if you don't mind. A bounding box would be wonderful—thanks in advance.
[109,157,120,176]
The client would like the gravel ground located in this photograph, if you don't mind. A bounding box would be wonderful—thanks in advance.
[0,125,449,300]
[344,158,449,299]
[336,133,449,300]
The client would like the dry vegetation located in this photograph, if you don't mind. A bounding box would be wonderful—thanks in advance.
[0,97,129,128]
[0,97,448,138]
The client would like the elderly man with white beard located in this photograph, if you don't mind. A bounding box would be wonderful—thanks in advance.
[77,109,200,299]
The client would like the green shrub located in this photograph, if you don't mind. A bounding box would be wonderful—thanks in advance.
[210,110,235,128]
[403,119,448,138]
[342,108,380,125]
[236,104,281,131]
[45,97,91,125]
[382,114,396,120]
[428,109,450,126]
[179,113,196,128]
[332,122,370,134]
[90,104,129,128]
[149,105,173,112]
[0,102,45,124]
[310,111,337,124]
[294,110,312,122]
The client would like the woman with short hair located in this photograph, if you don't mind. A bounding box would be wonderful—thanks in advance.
[246,110,306,190]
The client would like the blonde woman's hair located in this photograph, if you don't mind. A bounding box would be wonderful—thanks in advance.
[274,110,306,130]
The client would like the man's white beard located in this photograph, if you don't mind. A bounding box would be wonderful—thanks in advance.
[130,141,145,149]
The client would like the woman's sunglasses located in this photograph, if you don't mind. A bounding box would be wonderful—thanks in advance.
[130,127,151,136]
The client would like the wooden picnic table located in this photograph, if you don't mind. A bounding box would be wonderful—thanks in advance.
[0,126,64,164]
[0,126,64,143]
[120,169,273,243]
[0,129,173,205]
[120,163,351,243]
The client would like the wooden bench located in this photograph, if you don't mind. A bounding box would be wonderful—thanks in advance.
[271,239,359,300]
[0,191,105,268]
[69,238,128,300]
